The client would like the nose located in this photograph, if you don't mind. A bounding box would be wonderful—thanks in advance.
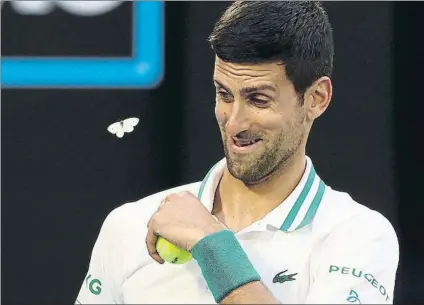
[225,100,250,137]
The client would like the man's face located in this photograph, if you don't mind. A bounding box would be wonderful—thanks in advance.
[214,57,309,184]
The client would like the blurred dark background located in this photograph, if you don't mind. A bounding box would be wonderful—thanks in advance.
[1,1,423,304]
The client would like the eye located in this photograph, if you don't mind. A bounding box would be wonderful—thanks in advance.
[217,91,233,102]
[249,95,270,107]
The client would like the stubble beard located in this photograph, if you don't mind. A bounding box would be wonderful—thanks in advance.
[223,134,301,184]
[221,116,306,184]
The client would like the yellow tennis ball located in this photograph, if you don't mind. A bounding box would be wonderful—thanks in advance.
[156,237,192,264]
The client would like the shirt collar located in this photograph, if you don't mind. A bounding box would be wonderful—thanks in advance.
[196,156,326,232]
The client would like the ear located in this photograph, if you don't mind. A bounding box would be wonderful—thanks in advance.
[303,76,332,121]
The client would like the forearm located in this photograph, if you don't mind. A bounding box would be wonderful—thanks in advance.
[192,230,281,304]
[220,281,280,304]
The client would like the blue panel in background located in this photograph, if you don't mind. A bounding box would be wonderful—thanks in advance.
[1,2,164,88]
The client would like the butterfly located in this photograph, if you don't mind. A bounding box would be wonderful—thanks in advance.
[107,117,139,138]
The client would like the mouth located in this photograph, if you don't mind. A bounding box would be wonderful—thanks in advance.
[229,137,263,154]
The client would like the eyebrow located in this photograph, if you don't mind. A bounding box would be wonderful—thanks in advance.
[214,80,276,95]
[240,85,276,95]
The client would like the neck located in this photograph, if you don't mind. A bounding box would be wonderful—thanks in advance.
[212,151,307,231]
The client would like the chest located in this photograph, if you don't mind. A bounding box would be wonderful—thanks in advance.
[120,232,314,304]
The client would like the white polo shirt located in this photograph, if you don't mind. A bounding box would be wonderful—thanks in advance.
[76,157,399,304]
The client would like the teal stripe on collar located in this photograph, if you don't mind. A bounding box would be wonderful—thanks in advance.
[295,179,326,230]
[197,162,220,200]
[279,165,316,231]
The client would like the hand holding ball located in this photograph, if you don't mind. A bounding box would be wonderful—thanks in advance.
[156,236,192,264]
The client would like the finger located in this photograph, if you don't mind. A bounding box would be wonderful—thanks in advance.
[160,196,171,206]
[146,227,164,264]
[147,216,152,229]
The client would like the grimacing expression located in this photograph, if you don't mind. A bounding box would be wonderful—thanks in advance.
[214,57,308,184]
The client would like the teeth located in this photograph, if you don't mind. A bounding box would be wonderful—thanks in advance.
[235,139,259,147]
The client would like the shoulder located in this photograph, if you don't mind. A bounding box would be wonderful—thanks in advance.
[92,182,202,278]
[306,189,399,305]
[313,186,398,247]
[103,181,202,233]
[82,182,201,293]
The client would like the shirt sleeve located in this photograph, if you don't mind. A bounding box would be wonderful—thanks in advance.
[305,211,399,304]
[75,210,121,304]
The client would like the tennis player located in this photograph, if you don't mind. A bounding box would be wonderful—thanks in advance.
[76,1,399,304]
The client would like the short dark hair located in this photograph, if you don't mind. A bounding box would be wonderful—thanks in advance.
[209,1,334,96]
